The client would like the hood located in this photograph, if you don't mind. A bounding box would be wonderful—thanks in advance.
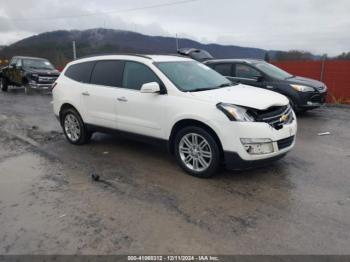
[25,67,60,76]
[189,84,289,110]
[286,76,325,88]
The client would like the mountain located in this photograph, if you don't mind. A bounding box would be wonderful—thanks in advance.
[0,28,305,67]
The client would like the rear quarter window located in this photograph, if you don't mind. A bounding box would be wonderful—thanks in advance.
[64,62,95,83]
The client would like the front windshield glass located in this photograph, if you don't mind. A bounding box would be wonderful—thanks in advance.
[156,61,232,92]
[23,59,54,70]
[254,62,292,80]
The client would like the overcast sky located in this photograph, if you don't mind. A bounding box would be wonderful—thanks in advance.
[0,0,349,56]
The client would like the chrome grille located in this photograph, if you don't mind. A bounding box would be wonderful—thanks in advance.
[249,104,294,130]
[38,76,57,83]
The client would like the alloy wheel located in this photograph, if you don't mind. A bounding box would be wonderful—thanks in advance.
[64,113,81,142]
[179,133,212,172]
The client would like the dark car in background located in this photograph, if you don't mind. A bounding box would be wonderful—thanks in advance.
[205,59,328,113]
[0,56,60,93]
[177,48,214,62]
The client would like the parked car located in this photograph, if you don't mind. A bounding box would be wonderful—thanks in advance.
[177,48,213,62]
[52,54,297,178]
[205,59,328,113]
[0,56,60,93]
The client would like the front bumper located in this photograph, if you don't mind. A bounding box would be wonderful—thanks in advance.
[297,91,328,109]
[28,83,54,90]
[224,151,287,170]
[214,116,297,169]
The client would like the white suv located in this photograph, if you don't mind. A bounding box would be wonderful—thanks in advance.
[52,54,297,177]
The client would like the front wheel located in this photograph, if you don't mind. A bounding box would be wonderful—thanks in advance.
[25,85,33,95]
[61,108,91,145]
[174,126,221,178]
[1,77,8,92]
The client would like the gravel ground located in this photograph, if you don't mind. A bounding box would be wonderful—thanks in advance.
[0,88,350,255]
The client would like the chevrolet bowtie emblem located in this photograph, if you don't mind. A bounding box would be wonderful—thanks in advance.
[280,114,288,123]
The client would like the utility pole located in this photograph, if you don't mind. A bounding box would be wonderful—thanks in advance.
[72,41,77,60]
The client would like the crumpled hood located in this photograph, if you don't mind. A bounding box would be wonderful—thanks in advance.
[287,76,325,88]
[189,84,289,110]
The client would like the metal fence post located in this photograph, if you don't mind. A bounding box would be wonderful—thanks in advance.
[320,55,326,81]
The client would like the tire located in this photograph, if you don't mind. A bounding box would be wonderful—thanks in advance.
[174,126,221,178]
[61,108,91,145]
[25,85,33,95]
[1,77,8,92]
[288,97,303,114]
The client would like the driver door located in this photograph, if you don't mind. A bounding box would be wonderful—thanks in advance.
[115,61,167,138]
[7,58,18,84]
[14,59,23,85]
[230,63,265,88]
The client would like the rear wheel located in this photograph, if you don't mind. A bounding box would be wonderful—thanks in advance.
[1,77,8,92]
[174,126,221,178]
[61,108,91,145]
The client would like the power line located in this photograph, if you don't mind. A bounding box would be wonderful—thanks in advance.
[7,0,200,22]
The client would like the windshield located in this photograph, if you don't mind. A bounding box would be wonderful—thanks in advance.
[155,61,232,92]
[23,59,55,70]
[254,62,292,80]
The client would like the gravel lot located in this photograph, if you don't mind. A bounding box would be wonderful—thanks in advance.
[0,88,350,255]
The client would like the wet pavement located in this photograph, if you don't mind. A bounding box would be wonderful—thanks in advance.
[0,88,350,255]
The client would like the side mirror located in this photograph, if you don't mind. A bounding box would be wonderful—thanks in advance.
[140,82,160,94]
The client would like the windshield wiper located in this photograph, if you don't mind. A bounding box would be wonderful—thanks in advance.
[189,87,218,92]
[218,83,234,87]
[189,83,236,92]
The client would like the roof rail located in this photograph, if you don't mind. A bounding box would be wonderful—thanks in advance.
[76,53,153,61]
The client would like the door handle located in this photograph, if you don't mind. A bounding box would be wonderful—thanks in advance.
[117,97,128,102]
[82,91,90,96]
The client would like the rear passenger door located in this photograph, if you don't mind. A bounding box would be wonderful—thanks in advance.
[81,60,124,129]
[115,61,167,138]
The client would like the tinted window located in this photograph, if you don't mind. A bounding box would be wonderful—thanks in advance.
[213,64,232,76]
[235,64,261,79]
[122,62,160,90]
[65,62,95,83]
[90,60,124,87]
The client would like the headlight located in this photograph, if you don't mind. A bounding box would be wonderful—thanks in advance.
[217,103,255,122]
[31,73,39,79]
[290,84,315,92]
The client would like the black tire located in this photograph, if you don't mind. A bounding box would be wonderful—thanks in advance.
[25,85,33,95]
[174,126,221,178]
[288,97,304,114]
[1,77,8,92]
[60,108,91,145]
